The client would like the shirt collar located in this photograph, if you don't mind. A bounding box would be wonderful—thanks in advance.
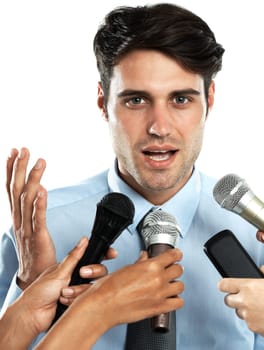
[108,159,201,238]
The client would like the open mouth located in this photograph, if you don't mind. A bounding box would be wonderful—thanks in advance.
[143,150,177,161]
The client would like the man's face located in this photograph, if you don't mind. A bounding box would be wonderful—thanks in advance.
[98,49,214,204]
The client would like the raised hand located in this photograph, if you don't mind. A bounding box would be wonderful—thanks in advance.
[6,147,56,289]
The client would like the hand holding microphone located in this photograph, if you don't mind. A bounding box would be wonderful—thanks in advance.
[212,173,264,336]
[52,192,135,324]
[139,209,181,332]
[208,173,264,278]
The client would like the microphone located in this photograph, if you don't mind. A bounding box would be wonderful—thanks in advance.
[140,209,180,333]
[213,173,264,231]
[52,192,135,324]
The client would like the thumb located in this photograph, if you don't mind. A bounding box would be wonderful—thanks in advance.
[260,265,264,273]
[56,237,89,278]
[256,231,264,243]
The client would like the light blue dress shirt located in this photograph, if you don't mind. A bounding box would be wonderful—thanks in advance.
[1,162,264,349]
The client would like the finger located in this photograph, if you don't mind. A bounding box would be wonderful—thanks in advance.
[10,147,30,229]
[151,248,183,267]
[56,237,89,278]
[218,278,241,293]
[235,308,246,320]
[260,265,264,273]
[21,158,46,235]
[79,264,108,279]
[224,293,243,309]
[32,187,56,262]
[256,231,264,243]
[103,247,118,260]
[32,187,48,233]
[59,296,74,306]
[165,279,185,298]
[164,263,184,281]
[154,295,185,315]
[135,250,148,262]
[6,148,19,210]
[61,283,90,299]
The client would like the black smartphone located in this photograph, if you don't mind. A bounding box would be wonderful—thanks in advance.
[203,229,264,278]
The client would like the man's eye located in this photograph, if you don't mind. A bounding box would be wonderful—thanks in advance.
[125,96,145,107]
[129,97,143,104]
[174,96,188,104]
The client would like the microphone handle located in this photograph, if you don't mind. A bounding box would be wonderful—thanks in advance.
[69,235,110,285]
[148,243,173,333]
[52,235,110,325]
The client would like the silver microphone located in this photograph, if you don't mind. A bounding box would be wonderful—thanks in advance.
[140,209,181,332]
[213,173,264,231]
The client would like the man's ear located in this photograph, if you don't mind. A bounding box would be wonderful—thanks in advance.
[207,80,215,114]
[97,82,108,121]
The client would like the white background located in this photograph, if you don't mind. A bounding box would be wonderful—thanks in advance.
[1,0,264,234]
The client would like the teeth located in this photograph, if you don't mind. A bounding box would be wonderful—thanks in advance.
[143,149,176,161]
[149,153,170,161]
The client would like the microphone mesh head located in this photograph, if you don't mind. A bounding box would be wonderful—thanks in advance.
[140,209,180,248]
[93,192,135,243]
[213,173,250,210]
[100,192,135,220]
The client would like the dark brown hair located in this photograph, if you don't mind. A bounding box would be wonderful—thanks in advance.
[93,3,224,102]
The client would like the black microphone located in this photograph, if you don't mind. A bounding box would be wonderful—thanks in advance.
[213,173,264,231]
[52,192,135,324]
[139,209,180,333]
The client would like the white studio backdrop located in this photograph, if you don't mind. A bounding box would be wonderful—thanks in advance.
[0,0,263,234]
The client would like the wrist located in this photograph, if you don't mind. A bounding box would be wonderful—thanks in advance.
[16,296,40,338]
[0,298,39,349]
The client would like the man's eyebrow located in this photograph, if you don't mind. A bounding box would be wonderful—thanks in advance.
[117,90,149,98]
[117,88,201,98]
[172,88,201,96]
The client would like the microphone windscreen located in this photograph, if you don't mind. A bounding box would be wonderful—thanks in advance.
[140,210,180,248]
[213,173,249,210]
[92,192,135,243]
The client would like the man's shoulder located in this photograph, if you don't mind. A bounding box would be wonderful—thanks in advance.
[46,169,109,209]
[199,171,217,187]
[197,171,218,200]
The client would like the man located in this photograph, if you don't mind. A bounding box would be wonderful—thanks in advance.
[1,3,264,349]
